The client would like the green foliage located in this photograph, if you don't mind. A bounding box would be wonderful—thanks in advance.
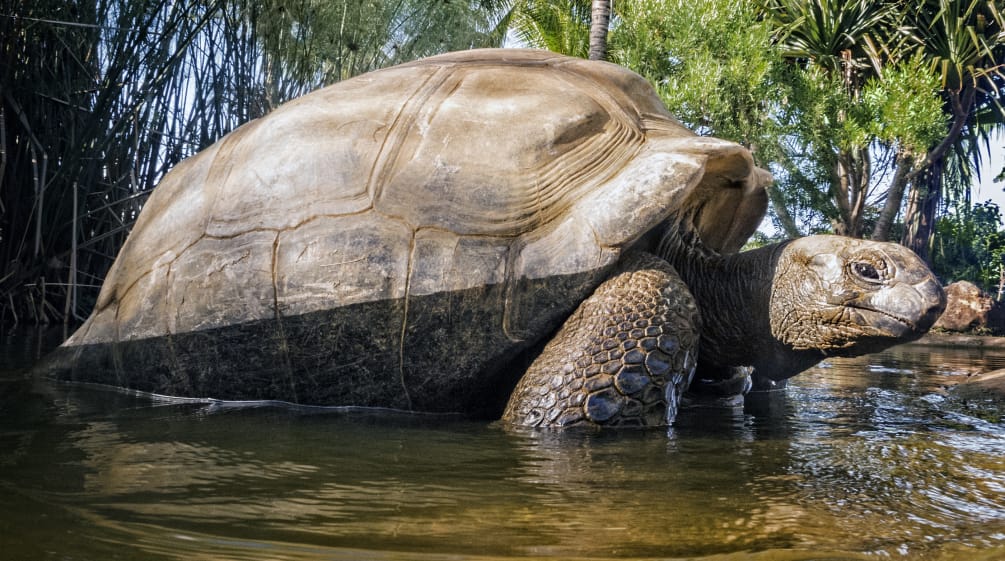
[909,0,1005,207]
[506,0,782,148]
[5,0,1004,324]
[757,0,998,241]
[860,54,947,154]
[762,142,841,234]
[614,0,781,147]
[508,0,592,58]
[764,0,898,73]
[781,66,858,152]
[931,200,1005,291]
[910,0,1005,93]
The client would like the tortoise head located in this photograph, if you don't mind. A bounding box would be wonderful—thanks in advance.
[767,235,946,367]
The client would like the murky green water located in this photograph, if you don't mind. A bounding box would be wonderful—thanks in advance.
[2,330,1005,561]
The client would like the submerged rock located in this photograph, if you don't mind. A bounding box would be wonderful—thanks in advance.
[951,370,1005,402]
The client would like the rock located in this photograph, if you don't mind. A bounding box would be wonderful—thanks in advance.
[933,281,1005,333]
[948,370,1005,422]
[953,369,1005,400]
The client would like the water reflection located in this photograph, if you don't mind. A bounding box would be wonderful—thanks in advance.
[2,338,1005,560]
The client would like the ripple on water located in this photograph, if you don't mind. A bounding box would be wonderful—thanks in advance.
[1,341,1005,560]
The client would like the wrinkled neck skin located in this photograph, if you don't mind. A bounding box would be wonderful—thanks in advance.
[657,231,823,387]
[653,226,946,393]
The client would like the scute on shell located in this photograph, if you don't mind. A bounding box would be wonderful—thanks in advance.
[52,48,770,412]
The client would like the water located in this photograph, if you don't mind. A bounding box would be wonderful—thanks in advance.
[3,331,1005,561]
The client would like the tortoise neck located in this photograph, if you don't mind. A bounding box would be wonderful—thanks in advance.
[657,229,815,380]
[687,244,781,367]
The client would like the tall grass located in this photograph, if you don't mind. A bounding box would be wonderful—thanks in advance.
[0,0,509,326]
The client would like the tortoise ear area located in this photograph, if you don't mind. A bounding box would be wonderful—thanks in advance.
[682,146,770,255]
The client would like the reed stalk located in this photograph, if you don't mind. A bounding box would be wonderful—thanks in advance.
[1,0,508,326]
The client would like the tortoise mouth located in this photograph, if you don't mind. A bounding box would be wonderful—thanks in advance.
[845,304,916,338]
[840,277,945,338]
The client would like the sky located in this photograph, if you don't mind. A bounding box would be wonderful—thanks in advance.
[975,133,1005,209]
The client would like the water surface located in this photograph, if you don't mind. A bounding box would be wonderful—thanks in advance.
[2,331,1005,560]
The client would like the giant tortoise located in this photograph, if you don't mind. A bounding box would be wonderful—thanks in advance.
[43,49,946,427]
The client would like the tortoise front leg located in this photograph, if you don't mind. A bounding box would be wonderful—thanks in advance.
[503,252,701,428]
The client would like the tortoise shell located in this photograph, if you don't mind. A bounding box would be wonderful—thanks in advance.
[52,49,767,415]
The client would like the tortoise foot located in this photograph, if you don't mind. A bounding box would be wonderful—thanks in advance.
[502,252,700,428]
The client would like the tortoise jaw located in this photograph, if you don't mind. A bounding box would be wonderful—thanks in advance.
[842,273,946,340]
[845,305,915,338]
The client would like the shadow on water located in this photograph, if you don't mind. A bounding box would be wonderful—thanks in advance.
[2,332,1005,560]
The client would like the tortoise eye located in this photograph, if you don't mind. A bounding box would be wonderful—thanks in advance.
[852,262,881,282]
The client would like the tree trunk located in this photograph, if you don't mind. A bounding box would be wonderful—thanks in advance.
[901,161,943,263]
[895,87,974,260]
[589,0,611,61]
[871,152,915,241]
[849,146,869,237]
[830,147,869,237]
[831,152,853,235]
[871,85,975,245]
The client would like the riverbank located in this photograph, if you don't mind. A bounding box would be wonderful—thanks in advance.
[912,331,1005,349]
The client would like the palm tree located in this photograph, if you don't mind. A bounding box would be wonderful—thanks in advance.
[896,0,1005,260]
[765,0,899,237]
[504,0,593,58]
[764,0,1005,253]
[589,0,612,60]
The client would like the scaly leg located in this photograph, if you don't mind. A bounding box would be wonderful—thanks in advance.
[503,252,700,428]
